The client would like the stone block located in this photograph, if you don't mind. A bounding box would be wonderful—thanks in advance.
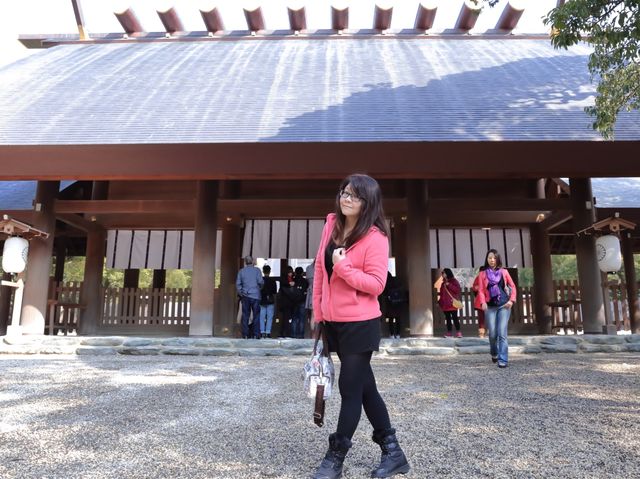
[76,347,118,355]
[193,338,234,348]
[581,335,625,345]
[579,343,624,353]
[540,343,578,353]
[456,346,488,355]
[80,337,124,347]
[624,335,640,343]
[122,338,160,347]
[522,345,542,354]
[200,348,238,356]
[455,338,488,347]
[387,347,454,356]
[280,339,313,350]
[119,347,160,355]
[161,338,197,347]
[539,336,581,345]
[38,347,77,355]
[625,343,640,352]
[162,348,201,356]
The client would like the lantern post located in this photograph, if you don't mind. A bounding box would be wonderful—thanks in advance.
[577,214,637,334]
[0,215,49,337]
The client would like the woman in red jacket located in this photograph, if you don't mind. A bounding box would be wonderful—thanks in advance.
[438,268,462,338]
[475,249,517,368]
[311,174,410,479]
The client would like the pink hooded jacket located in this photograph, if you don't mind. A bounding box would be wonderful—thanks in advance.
[313,213,388,323]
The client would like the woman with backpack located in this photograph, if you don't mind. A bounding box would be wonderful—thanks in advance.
[475,249,517,368]
[438,268,462,338]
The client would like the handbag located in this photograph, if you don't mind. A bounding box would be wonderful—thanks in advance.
[444,286,463,310]
[302,322,335,427]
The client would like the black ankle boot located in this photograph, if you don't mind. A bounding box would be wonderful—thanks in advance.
[311,433,352,479]
[370,428,410,478]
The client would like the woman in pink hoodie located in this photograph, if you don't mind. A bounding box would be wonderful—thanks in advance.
[310,174,410,479]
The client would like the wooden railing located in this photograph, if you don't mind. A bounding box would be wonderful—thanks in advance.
[100,287,191,334]
[45,281,84,335]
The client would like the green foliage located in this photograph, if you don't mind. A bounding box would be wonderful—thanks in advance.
[544,0,640,139]
[479,0,640,138]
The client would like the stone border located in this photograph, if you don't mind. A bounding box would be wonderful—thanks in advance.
[1,334,639,356]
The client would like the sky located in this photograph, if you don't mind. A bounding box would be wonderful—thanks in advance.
[1,1,639,206]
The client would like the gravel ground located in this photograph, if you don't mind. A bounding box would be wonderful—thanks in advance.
[0,353,639,479]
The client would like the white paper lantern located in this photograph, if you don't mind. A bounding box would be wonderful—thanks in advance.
[2,236,29,273]
[595,235,622,273]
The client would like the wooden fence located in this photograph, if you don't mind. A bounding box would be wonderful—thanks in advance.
[37,278,637,336]
[46,281,83,335]
[100,287,191,334]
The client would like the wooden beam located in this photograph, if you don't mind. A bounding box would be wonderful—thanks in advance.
[415,2,437,31]
[200,6,224,33]
[429,198,570,212]
[55,199,195,214]
[70,0,88,40]
[1,142,639,180]
[540,210,572,231]
[56,213,101,232]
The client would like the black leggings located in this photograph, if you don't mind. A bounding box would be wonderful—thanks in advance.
[444,310,460,332]
[336,351,391,439]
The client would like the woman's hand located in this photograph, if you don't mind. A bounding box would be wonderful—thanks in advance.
[504,300,513,309]
[481,303,488,311]
[332,247,346,265]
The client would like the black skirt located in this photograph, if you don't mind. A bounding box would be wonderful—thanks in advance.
[323,318,382,356]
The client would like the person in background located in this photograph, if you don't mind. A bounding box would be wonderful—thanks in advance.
[305,260,315,335]
[235,255,263,339]
[291,266,309,339]
[475,249,517,368]
[437,268,462,338]
[310,174,410,479]
[278,266,296,338]
[259,264,278,338]
[472,266,487,338]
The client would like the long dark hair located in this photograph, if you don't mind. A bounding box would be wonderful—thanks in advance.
[483,249,503,269]
[442,268,454,280]
[332,174,389,247]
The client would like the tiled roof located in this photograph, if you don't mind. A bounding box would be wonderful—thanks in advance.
[0,38,637,145]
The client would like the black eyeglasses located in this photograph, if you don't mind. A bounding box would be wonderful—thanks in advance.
[339,190,362,203]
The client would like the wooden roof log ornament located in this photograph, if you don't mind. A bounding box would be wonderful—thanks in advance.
[0,215,49,240]
[157,6,185,35]
[70,0,89,40]
[455,0,482,32]
[331,3,349,33]
[373,3,393,32]
[200,5,225,34]
[576,214,637,236]
[243,5,266,34]
[414,2,438,31]
[114,7,144,36]
[287,4,307,33]
[496,1,525,31]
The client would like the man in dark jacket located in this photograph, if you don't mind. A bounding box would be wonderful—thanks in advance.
[236,256,264,339]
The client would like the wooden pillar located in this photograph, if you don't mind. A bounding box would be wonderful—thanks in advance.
[621,232,639,333]
[0,272,11,335]
[80,181,108,336]
[217,224,241,337]
[570,178,606,333]
[531,223,554,334]
[393,217,408,282]
[123,269,140,288]
[406,180,433,336]
[54,239,67,283]
[21,181,59,335]
[152,269,167,289]
[190,180,218,336]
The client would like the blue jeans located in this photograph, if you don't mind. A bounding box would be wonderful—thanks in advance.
[260,304,275,335]
[241,297,261,338]
[291,303,306,339]
[485,305,511,364]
